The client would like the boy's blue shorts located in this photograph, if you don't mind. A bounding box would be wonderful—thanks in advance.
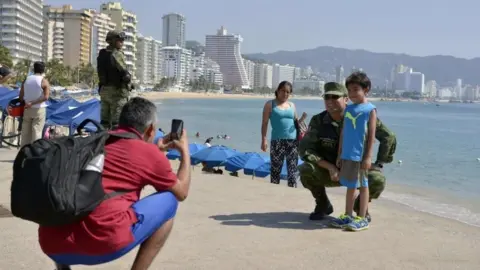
[49,191,178,266]
[339,160,369,189]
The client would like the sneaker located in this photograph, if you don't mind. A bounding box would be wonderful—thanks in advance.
[329,214,354,228]
[345,216,369,231]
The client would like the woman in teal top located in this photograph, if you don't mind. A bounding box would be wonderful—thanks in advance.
[261,81,300,187]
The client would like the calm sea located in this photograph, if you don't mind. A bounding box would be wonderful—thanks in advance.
[154,98,480,227]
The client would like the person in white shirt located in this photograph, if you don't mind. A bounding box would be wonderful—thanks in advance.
[19,61,50,146]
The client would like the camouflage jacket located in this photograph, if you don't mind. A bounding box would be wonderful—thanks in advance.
[299,110,397,165]
[97,46,130,89]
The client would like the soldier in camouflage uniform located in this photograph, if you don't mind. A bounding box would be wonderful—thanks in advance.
[97,30,132,129]
[298,82,397,221]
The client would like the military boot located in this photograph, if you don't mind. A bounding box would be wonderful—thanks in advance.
[309,204,334,220]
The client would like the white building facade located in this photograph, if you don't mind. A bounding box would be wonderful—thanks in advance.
[100,2,138,76]
[272,64,295,88]
[204,58,223,86]
[162,13,186,48]
[0,0,43,64]
[89,11,116,66]
[253,63,272,89]
[161,45,191,86]
[243,58,255,89]
[135,35,162,85]
[205,26,249,89]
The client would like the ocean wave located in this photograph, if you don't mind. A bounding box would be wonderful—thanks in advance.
[382,191,480,227]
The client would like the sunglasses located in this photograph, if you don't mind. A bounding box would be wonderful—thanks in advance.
[324,94,342,100]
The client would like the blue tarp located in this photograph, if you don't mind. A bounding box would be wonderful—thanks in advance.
[224,152,270,174]
[166,143,207,160]
[0,86,13,96]
[46,98,82,117]
[0,89,20,110]
[47,100,100,134]
[191,145,241,167]
[253,159,304,180]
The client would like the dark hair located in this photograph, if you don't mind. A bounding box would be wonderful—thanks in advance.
[345,72,371,92]
[118,97,157,133]
[33,61,46,74]
[274,81,293,97]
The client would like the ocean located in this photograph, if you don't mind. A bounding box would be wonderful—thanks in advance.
[154,97,480,227]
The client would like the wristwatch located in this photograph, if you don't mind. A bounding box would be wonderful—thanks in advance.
[374,162,383,168]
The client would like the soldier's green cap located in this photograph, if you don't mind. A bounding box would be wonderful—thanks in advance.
[106,30,126,42]
[323,82,347,97]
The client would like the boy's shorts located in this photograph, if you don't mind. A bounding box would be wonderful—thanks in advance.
[339,160,368,189]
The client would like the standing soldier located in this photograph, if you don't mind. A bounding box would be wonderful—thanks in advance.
[97,30,133,129]
[298,82,397,222]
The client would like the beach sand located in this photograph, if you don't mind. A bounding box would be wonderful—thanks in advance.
[0,149,478,269]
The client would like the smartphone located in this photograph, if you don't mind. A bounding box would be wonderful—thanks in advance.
[170,119,184,140]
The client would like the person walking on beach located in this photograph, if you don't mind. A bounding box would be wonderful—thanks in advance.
[261,81,301,187]
[329,72,376,231]
[298,81,396,222]
[19,61,50,146]
[39,97,192,270]
[97,30,133,129]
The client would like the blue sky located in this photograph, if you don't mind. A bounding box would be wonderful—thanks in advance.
[45,0,476,58]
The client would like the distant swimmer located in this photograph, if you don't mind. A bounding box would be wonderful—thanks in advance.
[195,132,200,138]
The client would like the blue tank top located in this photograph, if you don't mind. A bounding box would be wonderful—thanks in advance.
[269,100,297,141]
[340,102,376,162]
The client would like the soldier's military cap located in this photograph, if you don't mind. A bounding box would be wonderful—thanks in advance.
[106,31,126,42]
[323,82,347,97]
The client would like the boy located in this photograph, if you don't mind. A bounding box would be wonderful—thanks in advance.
[331,72,377,231]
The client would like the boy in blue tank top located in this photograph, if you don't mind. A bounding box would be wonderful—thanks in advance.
[330,72,377,231]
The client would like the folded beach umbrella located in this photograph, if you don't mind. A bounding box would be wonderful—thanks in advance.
[191,145,241,167]
[253,159,304,179]
[166,143,206,160]
[224,152,270,174]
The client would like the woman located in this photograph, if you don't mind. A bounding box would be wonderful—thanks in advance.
[260,81,301,187]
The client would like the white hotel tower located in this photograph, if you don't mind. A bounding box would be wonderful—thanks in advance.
[0,0,44,64]
[205,26,249,89]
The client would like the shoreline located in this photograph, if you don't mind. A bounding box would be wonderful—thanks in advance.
[140,91,400,102]
[138,91,473,103]
[168,160,480,228]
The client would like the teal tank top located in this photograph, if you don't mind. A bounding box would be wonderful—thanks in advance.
[269,100,297,140]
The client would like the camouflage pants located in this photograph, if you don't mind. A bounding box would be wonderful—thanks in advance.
[298,161,386,213]
[99,86,129,129]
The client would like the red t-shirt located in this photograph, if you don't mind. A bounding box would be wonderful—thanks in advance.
[38,127,178,255]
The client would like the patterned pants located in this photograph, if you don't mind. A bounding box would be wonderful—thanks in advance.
[270,139,299,187]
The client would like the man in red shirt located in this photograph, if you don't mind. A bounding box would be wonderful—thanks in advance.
[39,97,192,270]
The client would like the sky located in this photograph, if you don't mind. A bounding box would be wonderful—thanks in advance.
[45,0,478,59]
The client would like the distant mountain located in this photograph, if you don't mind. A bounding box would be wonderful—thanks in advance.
[246,46,480,86]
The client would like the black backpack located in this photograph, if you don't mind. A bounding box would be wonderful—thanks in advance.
[10,119,137,226]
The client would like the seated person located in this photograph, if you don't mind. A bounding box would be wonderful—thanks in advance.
[38,97,192,270]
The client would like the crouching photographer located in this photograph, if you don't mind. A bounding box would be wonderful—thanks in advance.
[38,97,192,270]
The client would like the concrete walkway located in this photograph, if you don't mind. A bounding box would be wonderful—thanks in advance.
[0,149,478,269]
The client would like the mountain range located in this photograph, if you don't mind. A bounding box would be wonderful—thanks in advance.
[245,46,480,87]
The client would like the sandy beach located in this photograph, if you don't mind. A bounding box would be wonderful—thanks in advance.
[0,148,478,269]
